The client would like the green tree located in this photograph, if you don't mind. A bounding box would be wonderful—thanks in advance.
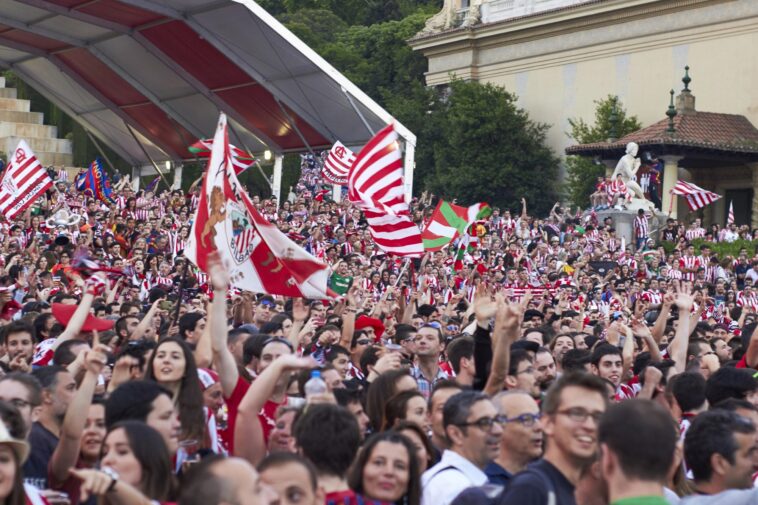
[565,95,641,207]
[393,79,560,216]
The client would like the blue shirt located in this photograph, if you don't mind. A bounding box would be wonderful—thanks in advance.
[485,461,513,487]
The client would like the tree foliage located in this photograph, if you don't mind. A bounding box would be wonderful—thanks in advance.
[565,95,641,208]
[391,79,560,215]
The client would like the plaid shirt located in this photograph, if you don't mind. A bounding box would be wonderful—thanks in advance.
[411,365,450,400]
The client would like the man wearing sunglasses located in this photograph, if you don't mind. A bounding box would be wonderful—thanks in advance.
[486,391,543,486]
[497,372,608,505]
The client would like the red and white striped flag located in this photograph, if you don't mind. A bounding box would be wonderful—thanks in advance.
[670,180,720,211]
[728,200,735,226]
[188,138,254,175]
[322,141,355,184]
[348,124,423,257]
[0,140,53,220]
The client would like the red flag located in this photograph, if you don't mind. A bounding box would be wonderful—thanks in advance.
[728,200,735,226]
[188,138,254,175]
[0,140,53,220]
[184,114,335,299]
[322,141,355,184]
[348,124,423,257]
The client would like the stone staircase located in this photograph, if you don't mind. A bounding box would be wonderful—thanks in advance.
[0,76,73,166]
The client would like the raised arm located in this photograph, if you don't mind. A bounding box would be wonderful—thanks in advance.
[650,292,674,344]
[50,334,108,483]
[207,253,238,397]
[51,277,102,352]
[129,298,161,342]
[484,293,527,396]
[234,355,315,465]
[669,283,695,375]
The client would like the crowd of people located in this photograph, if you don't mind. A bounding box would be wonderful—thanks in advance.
[1,152,758,505]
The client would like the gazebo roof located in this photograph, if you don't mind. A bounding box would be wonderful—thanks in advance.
[566,68,758,162]
[566,111,758,160]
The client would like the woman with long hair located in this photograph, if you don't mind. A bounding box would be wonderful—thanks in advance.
[347,431,420,505]
[365,369,418,434]
[381,391,429,432]
[144,337,206,449]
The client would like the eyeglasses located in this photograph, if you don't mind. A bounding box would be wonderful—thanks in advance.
[422,322,441,329]
[556,408,604,424]
[514,366,535,375]
[5,398,33,409]
[502,413,542,427]
[457,415,507,431]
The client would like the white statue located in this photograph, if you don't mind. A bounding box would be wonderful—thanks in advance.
[421,0,484,33]
[611,142,653,210]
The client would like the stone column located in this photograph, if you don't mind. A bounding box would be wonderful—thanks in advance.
[661,155,682,219]
[172,163,183,190]
[272,154,283,208]
[752,163,758,228]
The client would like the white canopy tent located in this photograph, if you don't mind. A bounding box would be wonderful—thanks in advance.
[0,0,416,201]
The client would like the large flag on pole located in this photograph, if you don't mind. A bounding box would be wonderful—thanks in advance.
[670,180,721,211]
[75,158,116,204]
[0,140,53,220]
[189,138,255,175]
[348,124,423,257]
[421,200,491,251]
[321,141,355,184]
[184,114,335,299]
[728,200,735,226]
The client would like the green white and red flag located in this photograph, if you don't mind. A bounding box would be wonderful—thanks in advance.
[421,200,491,251]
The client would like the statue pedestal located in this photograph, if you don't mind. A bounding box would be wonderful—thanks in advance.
[596,208,667,247]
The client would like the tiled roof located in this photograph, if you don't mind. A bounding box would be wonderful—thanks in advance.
[566,111,758,157]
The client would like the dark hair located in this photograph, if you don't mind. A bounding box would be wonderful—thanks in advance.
[105,421,174,500]
[0,372,42,406]
[590,343,622,367]
[542,372,609,416]
[366,369,412,433]
[562,349,591,372]
[33,313,55,341]
[258,452,318,491]
[443,390,489,441]
[242,334,270,366]
[31,365,67,392]
[670,373,707,413]
[293,404,360,478]
[115,315,140,338]
[145,337,205,442]
[394,420,434,471]
[382,390,425,431]
[599,400,677,482]
[446,336,474,375]
[227,327,253,347]
[178,312,204,341]
[325,344,350,364]
[508,349,533,376]
[0,400,26,439]
[0,320,34,346]
[53,339,89,367]
[713,398,757,413]
[684,409,756,482]
[334,387,364,408]
[347,431,421,505]
[105,380,172,428]
[705,367,757,407]
[115,339,157,372]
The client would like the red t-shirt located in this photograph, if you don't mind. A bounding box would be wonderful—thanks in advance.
[222,376,250,456]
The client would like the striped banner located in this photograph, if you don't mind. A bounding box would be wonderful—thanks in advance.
[348,124,423,257]
[0,140,52,220]
[670,180,721,212]
[728,200,735,226]
[322,141,355,184]
[189,138,254,175]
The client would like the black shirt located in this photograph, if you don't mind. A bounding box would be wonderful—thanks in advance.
[23,422,59,490]
[496,459,576,505]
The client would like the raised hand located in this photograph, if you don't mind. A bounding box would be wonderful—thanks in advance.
[292,298,310,322]
[84,331,110,375]
[473,284,498,322]
[207,251,229,292]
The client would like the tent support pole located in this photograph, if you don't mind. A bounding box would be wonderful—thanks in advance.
[341,86,375,136]
[124,121,172,189]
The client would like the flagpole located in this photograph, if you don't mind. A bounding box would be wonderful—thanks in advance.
[173,257,189,326]
[85,129,118,176]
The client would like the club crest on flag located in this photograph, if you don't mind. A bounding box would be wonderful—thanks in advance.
[2,176,17,195]
[226,203,257,264]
